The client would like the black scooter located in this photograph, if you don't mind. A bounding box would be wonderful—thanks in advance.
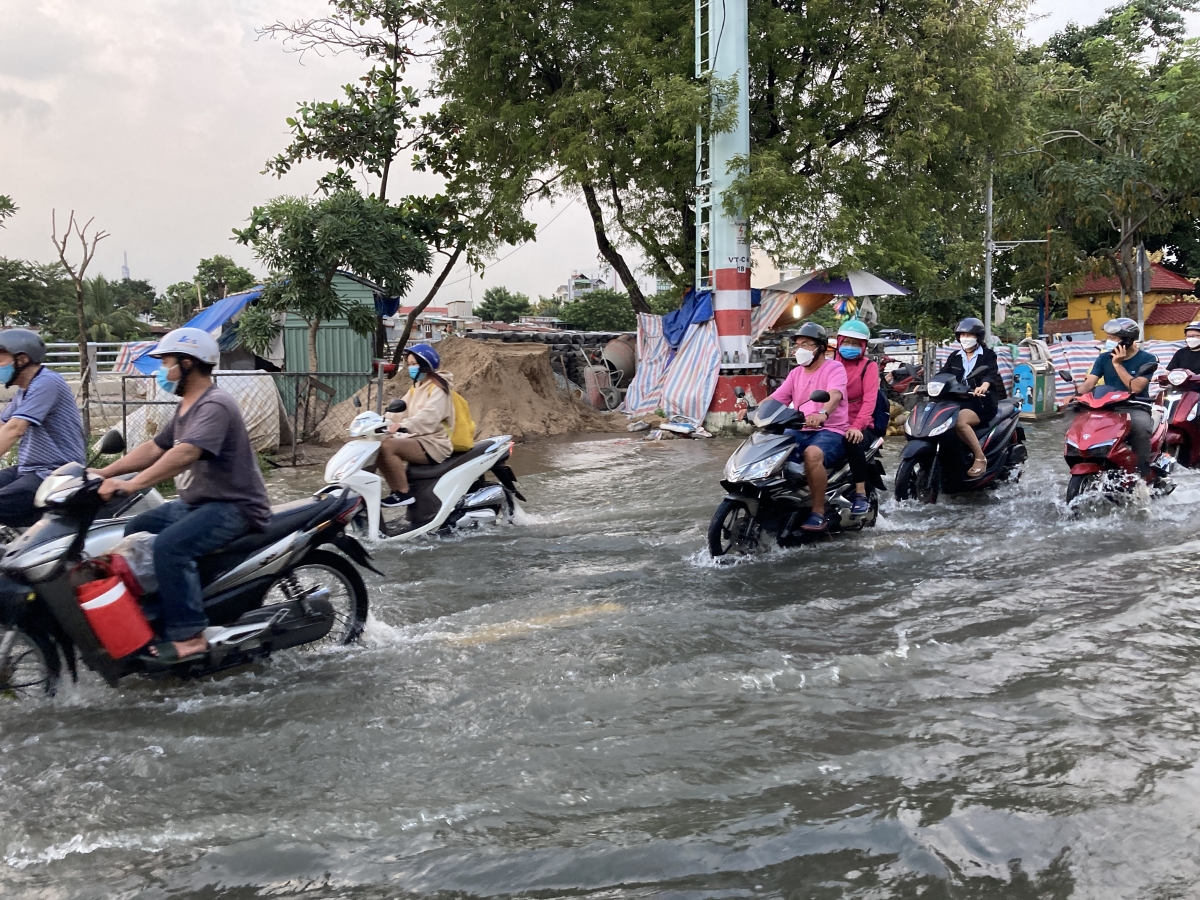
[894,366,1027,503]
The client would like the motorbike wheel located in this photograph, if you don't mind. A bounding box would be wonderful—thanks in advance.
[708,500,757,557]
[267,550,369,647]
[1066,473,1103,504]
[863,491,880,528]
[0,627,60,698]
[894,456,939,504]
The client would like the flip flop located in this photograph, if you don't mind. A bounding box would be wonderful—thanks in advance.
[799,511,828,532]
[136,640,208,667]
[967,457,987,478]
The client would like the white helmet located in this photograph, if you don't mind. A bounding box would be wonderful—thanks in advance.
[149,327,220,365]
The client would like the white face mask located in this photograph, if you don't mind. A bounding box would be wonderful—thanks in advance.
[794,347,816,367]
[1187,336,1200,349]
[958,335,978,351]
[1104,339,1119,352]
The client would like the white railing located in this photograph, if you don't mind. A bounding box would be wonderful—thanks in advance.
[43,342,127,375]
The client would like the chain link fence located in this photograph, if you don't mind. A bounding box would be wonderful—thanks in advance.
[111,371,389,465]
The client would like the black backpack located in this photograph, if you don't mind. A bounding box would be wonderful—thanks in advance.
[871,388,890,435]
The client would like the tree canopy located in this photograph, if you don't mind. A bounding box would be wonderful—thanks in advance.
[475,287,533,323]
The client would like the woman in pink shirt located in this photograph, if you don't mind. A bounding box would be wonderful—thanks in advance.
[769,322,847,532]
[834,319,880,515]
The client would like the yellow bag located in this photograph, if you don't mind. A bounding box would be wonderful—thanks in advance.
[449,390,475,453]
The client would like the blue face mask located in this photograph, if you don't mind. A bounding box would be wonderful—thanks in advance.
[0,364,14,385]
[838,345,862,360]
[407,365,422,381]
[155,365,178,395]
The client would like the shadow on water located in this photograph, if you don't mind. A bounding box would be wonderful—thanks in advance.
[5,418,1200,898]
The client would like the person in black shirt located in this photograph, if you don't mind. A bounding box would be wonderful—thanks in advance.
[1167,321,1200,372]
[938,317,1007,478]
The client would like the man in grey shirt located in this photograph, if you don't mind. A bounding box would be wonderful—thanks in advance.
[96,328,271,661]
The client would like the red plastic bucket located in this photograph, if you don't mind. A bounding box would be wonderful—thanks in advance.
[76,576,153,659]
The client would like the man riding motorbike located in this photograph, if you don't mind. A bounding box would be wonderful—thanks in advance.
[1167,320,1200,372]
[938,317,1006,479]
[1077,317,1158,480]
[93,328,271,662]
[768,322,847,532]
[0,329,85,527]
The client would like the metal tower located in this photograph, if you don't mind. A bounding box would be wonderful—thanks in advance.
[121,252,130,281]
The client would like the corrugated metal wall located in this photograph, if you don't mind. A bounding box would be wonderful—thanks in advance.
[281,274,376,402]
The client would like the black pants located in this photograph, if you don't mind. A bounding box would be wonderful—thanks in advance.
[0,467,44,528]
[845,427,878,488]
[1126,406,1153,475]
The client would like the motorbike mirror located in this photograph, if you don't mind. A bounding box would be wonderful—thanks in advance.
[94,429,125,456]
[809,390,831,404]
[733,387,745,398]
[1058,369,1075,383]
[1137,361,1160,378]
[385,398,407,414]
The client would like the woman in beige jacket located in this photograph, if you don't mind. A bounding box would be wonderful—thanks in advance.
[377,343,456,507]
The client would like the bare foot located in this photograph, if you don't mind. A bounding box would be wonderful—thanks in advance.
[149,633,208,658]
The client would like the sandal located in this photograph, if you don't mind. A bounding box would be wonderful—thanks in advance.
[799,511,829,532]
[967,456,987,478]
[136,639,208,667]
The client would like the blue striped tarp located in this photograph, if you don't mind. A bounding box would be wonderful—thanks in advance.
[658,320,721,424]
[623,314,670,415]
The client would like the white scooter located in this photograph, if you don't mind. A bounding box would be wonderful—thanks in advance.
[323,399,525,541]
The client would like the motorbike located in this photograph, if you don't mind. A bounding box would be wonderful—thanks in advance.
[883,357,925,407]
[894,367,1027,503]
[708,389,886,556]
[1156,368,1200,468]
[0,431,377,696]
[1060,368,1173,503]
[324,398,525,541]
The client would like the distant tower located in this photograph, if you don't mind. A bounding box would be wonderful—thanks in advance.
[121,252,130,281]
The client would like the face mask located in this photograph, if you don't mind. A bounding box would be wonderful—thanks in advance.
[1187,336,1200,349]
[794,347,815,367]
[838,344,862,360]
[959,336,978,351]
[407,365,422,381]
[155,365,178,395]
[1104,339,1119,352]
[0,364,14,386]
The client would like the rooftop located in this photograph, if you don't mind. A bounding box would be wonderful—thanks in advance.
[1074,263,1195,296]
[1045,318,1093,334]
[1146,301,1200,326]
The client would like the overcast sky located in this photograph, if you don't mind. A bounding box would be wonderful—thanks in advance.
[0,0,1190,305]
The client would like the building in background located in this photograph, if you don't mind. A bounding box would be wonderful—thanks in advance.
[1066,263,1198,340]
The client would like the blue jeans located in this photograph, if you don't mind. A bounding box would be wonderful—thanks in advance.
[0,467,45,528]
[124,500,251,641]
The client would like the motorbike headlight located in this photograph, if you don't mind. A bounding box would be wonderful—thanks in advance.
[1065,440,1079,454]
[34,473,76,508]
[1169,370,1188,386]
[903,415,913,435]
[927,381,945,397]
[348,412,387,438]
[1086,441,1115,459]
[730,448,791,483]
[329,445,377,482]
[928,417,955,437]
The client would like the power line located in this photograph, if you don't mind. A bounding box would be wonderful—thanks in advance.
[440,196,581,288]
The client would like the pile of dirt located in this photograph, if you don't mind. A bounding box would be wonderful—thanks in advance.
[317,335,621,443]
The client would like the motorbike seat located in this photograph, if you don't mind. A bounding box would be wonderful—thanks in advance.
[408,443,492,481]
[207,494,342,559]
[981,399,1018,428]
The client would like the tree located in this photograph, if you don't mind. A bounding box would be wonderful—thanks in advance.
[559,289,638,331]
[233,190,430,372]
[50,210,109,434]
[196,256,257,303]
[475,287,532,323]
[155,281,203,329]
[0,259,73,330]
[51,275,149,343]
[0,195,15,228]
[263,0,540,363]
[433,0,725,314]
[997,0,1200,312]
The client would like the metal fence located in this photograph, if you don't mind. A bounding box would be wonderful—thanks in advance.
[113,370,390,466]
[44,342,127,375]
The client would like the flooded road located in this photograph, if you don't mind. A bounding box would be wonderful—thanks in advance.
[6,420,1200,898]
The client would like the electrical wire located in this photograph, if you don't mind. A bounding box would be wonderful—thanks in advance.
[439,195,581,288]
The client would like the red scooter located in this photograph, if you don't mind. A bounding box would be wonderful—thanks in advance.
[1157,368,1200,467]
[1060,369,1172,503]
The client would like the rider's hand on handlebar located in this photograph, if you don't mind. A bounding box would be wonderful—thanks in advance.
[971,383,990,397]
[98,478,129,500]
[386,421,406,434]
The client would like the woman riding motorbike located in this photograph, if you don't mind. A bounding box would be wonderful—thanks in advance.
[835,319,880,516]
[377,343,456,508]
[939,317,1006,478]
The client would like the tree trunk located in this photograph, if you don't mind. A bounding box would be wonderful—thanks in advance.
[307,317,321,373]
[580,183,651,315]
[75,282,90,436]
[390,243,465,370]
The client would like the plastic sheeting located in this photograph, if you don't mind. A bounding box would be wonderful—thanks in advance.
[122,372,282,452]
[623,314,670,415]
[662,289,713,350]
[131,289,263,374]
[621,314,721,423]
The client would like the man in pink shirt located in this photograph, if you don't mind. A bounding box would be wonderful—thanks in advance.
[770,322,848,531]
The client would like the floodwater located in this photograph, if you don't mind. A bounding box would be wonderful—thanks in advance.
[5,420,1200,899]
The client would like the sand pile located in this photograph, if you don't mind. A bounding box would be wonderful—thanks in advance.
[318,335,620,442]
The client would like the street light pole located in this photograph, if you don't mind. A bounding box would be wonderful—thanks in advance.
[983,158,994,345]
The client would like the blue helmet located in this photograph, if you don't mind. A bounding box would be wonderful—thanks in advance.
[407,342,440,372]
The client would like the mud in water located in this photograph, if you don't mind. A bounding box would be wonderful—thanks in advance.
[5,418,1200,898]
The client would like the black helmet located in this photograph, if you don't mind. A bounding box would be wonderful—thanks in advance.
[796,321,829,348]
[954,317,985,338]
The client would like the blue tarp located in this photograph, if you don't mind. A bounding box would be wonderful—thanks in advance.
[374,292,400,317]
[131,287,263,374]
[663,289,714,350]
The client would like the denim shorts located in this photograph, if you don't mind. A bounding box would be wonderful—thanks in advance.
[785,428,845,466]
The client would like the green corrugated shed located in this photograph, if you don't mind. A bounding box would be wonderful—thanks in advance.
[281,273,377,400]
